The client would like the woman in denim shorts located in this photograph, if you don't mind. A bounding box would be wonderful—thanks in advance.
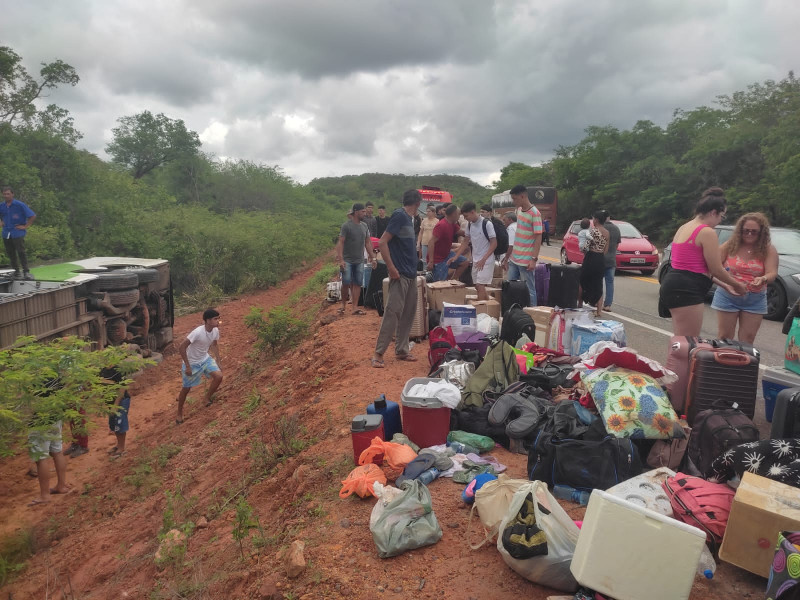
[711,213,779,343]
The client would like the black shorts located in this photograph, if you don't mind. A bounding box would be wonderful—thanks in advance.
[659,268,713,309]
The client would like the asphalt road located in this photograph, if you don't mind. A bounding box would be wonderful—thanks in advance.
[539,241,787,436]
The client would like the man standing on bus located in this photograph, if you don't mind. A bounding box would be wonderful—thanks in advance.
[502,185,543,306]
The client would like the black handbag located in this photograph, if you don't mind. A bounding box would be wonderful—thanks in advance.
[520,363,574,391]
[527,432,643,490]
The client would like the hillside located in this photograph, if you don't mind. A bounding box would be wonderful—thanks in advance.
[1,262,766,599]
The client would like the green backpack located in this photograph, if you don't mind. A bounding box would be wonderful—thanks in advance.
[460,340,520,408]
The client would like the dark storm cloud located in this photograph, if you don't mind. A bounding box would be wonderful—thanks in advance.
[193,0,495,78]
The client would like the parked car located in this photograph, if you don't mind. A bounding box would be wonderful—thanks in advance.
[657,225,800,321]
[561,219,659,276]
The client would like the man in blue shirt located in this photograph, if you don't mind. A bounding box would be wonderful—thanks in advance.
[371,189,421,368]
[0,186,36,280]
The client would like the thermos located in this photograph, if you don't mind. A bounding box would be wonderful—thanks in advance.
[350,414,384,465]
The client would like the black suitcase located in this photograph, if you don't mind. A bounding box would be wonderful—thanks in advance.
[547,263,581,308]
[363,261,388,309]
[501,280,530,315]
[685,347,759,425]
[770,387,800,439]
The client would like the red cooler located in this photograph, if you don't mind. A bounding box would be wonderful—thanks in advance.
[401,377,452,448]
[350,414,384,465]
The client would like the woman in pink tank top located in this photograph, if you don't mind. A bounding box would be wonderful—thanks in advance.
[711,213,779,343]
[659,188,747,336]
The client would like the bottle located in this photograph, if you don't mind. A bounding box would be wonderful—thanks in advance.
[552,484,590,506]
[447,441,480,455]
[417,467,440,485]
[367,394,402,441]
[696,545,716,579]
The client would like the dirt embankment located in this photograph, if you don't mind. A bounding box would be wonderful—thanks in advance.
[1,262,766,599]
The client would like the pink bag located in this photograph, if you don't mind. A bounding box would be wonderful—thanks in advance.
[662,473,735,547]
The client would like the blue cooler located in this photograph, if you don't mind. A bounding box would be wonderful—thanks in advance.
[761,367,800,422]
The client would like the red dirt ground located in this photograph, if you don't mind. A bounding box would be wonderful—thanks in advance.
[0,262,767,599]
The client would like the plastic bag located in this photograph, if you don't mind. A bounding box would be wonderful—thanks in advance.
[467,473,529,549]
[369,479,443,558]
[369,483,405,527]
[496,480,580,592]
[447,430,495,453]
[339,464,387,499]
[358,437,417,471]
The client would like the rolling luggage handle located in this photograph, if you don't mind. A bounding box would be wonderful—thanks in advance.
[712,350,752,366]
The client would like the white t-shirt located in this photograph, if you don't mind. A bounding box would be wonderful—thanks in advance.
[185,325,219,364]
[507,222,517,248]
[466,216,496,261]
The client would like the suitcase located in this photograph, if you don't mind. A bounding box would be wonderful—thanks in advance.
[547,263,580,308]
[685,348,759,426]
[501,280,530,315]
[534,262,550,307]
[364,261,388,309]
[770,388,800,439]
[665,336,713,415]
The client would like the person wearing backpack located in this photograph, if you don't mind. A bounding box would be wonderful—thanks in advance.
[500,185,543,306]
[450,202,497,300]
[480,204,510,259]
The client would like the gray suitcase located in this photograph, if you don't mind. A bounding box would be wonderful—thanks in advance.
[770,387,800,439]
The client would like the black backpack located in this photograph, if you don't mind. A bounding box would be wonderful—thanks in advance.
[481,217,509,256]
[687,407,760,477]
[500,304,537,347]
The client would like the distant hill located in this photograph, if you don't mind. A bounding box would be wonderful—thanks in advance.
[306,172,493,209]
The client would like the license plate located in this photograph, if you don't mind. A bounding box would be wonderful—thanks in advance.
[629,258,646,264]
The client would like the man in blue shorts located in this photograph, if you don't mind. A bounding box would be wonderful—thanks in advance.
[336,203,376,316]
[176,308,223,424]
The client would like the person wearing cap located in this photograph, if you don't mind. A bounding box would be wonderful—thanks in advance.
[336,203,375,316]
[175,308,222,424]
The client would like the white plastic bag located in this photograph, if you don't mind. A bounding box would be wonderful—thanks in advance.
[497,480,580,592]
[476,313,499,336]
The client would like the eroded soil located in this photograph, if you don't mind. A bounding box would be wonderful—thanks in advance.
[1,262,767,599]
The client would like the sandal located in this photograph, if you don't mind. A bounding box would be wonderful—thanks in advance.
[396,354,418,362]
[28,498,50,507]
[371,358,385,369]
[337,308,346,314]
[110,451,126,460]
[352,309,366,315]
[107,446,119,454]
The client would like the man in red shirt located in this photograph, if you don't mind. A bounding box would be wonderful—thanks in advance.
[427,204,467,281]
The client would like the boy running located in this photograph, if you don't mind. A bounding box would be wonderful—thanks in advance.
[176,308,222,423]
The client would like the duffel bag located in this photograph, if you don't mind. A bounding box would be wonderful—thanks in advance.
[687,407,760,477]
[527,432,642,491]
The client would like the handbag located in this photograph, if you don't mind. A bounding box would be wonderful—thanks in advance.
[527,432,643,491]
[496,480,580,592]
[647,422,691,470]
[466,473,529,549]
[520,362,574,391]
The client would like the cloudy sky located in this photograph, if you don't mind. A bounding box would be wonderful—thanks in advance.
[4,1,799,186]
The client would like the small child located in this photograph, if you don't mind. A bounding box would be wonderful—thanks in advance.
[101,367,131,459]
[577,218,591,253]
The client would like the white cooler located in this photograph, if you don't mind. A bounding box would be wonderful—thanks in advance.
[571,489,706,600]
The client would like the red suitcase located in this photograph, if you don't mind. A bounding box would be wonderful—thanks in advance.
[685,348,759,426]
[665,336,713,414]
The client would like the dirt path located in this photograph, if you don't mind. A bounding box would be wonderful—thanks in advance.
[1,263,767,599]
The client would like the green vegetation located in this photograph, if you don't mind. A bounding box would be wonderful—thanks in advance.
[123,443,182,498]
[0,336,146,457]
[0,529,35,587]
[231,497,266,559]
[244,306,309,356]
[493,73,800,242]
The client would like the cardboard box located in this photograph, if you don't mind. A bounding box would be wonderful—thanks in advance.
[486,286,502,308]
[493,261,504,279]
[465,294,478,302]
[464,287,477,296]
[469,299,500,319]
[719,471,800,577]
[523,306,553,347]
[491,277,504,288]
[426,280,467,311]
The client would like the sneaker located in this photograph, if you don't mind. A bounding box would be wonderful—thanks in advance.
[63,442,79,457]
[70,446,89,458]
[23,271,34,281]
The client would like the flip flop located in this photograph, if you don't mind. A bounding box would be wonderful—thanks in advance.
[28,498,50,506]
[370,358,385,369]
[337,308,346,314]
[396,454,437,486]
[352,309,366,315]
[107,446,119,454]
[49,486,74,495]
[175,419,184,425]
[110,451,126,460]
[396,354,418,362]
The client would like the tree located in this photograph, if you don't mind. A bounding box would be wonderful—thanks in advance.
[0,46,81,143]
[106,111,202,179]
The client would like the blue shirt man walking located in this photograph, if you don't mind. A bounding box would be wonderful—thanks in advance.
[0,186,36,280]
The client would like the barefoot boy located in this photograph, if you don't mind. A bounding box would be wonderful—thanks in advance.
[176,308,223,423]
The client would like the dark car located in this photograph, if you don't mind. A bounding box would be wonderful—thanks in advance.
[657,225,800,320]
[561,219,659,275]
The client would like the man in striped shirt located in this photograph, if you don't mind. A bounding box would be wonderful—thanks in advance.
[501,184,543,305]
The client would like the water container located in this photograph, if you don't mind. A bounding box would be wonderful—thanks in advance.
[570,489,706,600]
[367,394,402,441]
[696,545,716,579]
[350,414,384,465]
[553,484,590,506]
[417,467,440,486]
[400,377,452,448]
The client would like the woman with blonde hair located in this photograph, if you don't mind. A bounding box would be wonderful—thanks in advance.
[712,212,778,343]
